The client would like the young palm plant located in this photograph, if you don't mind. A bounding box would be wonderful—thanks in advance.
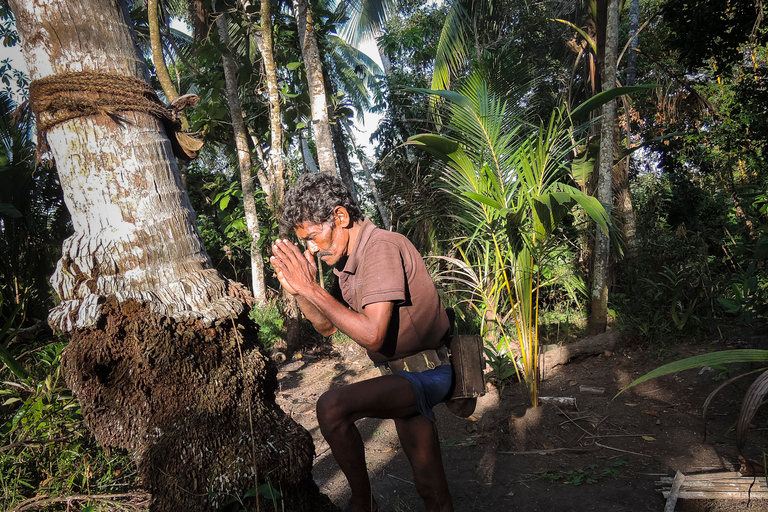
[410,73,611,406]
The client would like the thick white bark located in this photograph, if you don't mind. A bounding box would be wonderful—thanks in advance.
[293,0,337,175]
[11,0,246,332]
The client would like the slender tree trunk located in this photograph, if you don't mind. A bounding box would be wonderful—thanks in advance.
[245,0,286,211]
[621,0,640,258]
[323,72,357,201]
[10,0,321,509]
[293,0,336,175]
[215,5,266,304]
[589,0,619,335]
[627,0,639,87]
[300,130,320,172]
[149,0,178,102]
[149,0,191,190]
[242,0,303,355]
[342,119,390,230]
[614,155,638,257]
[371,25,393,76]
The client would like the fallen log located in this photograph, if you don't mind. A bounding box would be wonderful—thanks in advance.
[540,331,621,375]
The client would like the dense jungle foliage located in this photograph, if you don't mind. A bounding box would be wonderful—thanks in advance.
[1,0,766,509]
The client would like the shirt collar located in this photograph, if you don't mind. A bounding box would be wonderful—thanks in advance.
[335,218,376,276]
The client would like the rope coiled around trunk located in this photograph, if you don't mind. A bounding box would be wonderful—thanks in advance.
[29,71,202,161]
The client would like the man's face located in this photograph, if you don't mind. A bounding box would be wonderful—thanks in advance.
[294,218,348,266]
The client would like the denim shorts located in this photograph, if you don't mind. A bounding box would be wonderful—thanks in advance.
[395,364,452,422]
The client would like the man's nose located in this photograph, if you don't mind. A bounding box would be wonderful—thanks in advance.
[307,240,318,254]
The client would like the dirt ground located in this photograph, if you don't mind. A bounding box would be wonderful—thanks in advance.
[274,333,768,512]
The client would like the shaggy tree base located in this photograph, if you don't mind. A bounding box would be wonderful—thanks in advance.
[61,297,333,511]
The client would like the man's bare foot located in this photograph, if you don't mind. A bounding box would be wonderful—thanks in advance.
[342,499,378,512]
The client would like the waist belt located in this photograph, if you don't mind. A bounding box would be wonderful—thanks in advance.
[379,346,450,375]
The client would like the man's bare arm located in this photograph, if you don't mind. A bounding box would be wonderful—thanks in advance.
[270,239,392,350]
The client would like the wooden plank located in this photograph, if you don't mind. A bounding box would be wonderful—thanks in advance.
[662,490,768,500]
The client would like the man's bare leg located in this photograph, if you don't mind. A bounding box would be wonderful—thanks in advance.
[316,375,421,512]
[394,414,454,511]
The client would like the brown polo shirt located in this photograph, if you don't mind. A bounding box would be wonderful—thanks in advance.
[332,219,450,364]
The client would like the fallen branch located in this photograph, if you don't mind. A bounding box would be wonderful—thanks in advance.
[594,441,652,457]
[499,447,597,455]
[0,436,72,453]
[9,491,151,512]
[664,470,685,512]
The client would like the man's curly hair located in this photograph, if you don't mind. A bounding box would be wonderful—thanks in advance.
[279,173,362,234]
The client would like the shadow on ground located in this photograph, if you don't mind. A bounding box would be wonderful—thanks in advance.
[275,337,768,512]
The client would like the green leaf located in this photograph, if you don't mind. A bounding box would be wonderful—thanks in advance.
[286,61,302,70]
[571,144,596,189]
[258,483,282,500]
[738,371,768,448]
[615,350,768,398]
[717,297,740,313]
[0,202,22,219]
[570,85,659,123]
[409,87,475,110]
[505,208,526,254]
[406,133,460,160]
[463,192,505,211]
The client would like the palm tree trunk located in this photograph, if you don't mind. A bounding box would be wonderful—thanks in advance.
[627,0,639,87]
[293,0,336,175]
[589,0,619,335]
[10,0,321,509]
[323,72,358,201]
[148,0,178,102]
[342,119,390,230]
[300,130,320,172]
[244,0,286,211]
[148,0,191,191]
[620,0,640,258]
[214,4,266,304]
[372,25,393,76]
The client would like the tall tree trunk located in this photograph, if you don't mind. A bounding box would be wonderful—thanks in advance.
[149,0,178,102]
[244,0,285,211]
[589,0,619,335]
[214,4,266,304]
[323,72,358,201]
[372,25,393,76]
[300,130,320,172]
[293,0,336,175]
[619,0,640,258]
[10,0,321,509]
[149,0,191,190]
[243,0,302,354]
[627,0,639,87]
[342,119,390,230]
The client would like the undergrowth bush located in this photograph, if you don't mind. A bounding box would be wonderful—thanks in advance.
[0,339,138,510]
[612,170,767,346]
[249,299,285,351]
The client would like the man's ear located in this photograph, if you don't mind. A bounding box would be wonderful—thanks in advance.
[333,206,351,228]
